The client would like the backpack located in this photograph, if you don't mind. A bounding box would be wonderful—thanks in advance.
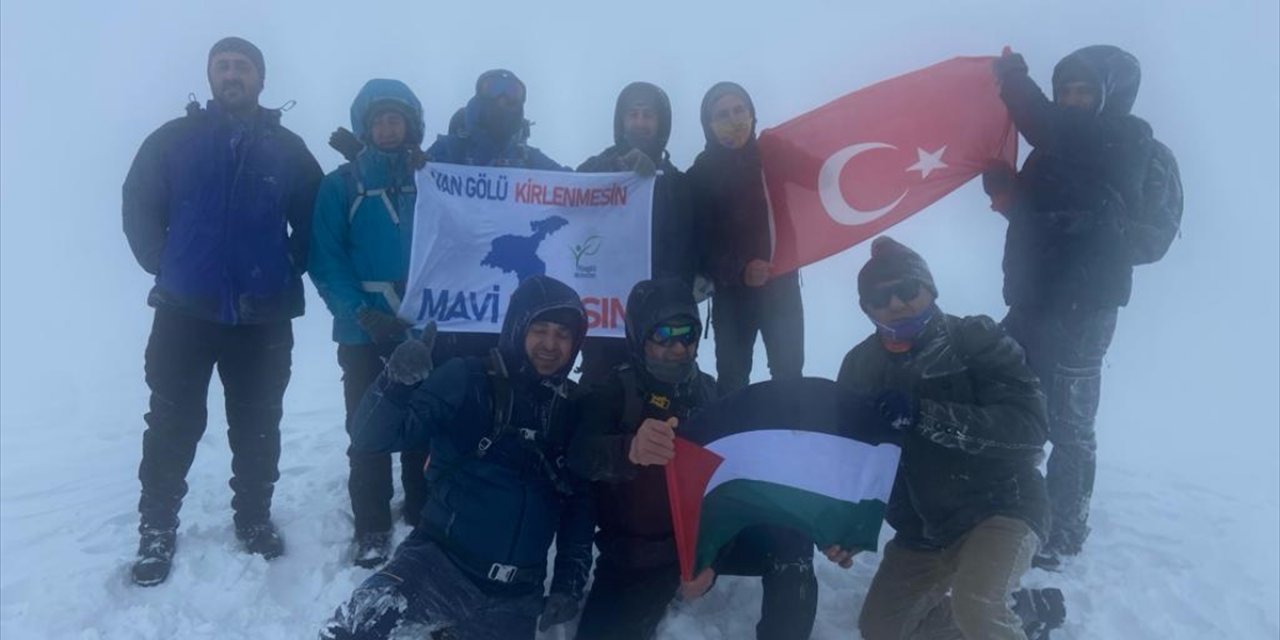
[1126,139,1183,265]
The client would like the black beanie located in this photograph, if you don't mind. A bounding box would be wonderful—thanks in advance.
[208,37,265,79]
[857,236,937,305]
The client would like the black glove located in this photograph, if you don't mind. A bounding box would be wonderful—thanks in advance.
[616,148,657,177]
[538,593,580,632]
[992,51,1028,81]
[385,322,437,386]
[356,308,412,344]
[329,127,364,162]
[407,146,428,170]
[982,162,1017,197]
[875,390,919,431]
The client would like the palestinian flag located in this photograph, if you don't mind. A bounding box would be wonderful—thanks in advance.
[665,377,901,580]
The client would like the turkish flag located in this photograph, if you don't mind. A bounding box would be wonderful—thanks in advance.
[759,56,1017,274]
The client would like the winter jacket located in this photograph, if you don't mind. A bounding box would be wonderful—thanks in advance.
[424,95,564,171]
[998,45,1183,310]
[568,278,718,568]
[837,312,1049,550]
[350,275,593,598]
[122,100,322,325]
[310,79,424,344]
[687,139,772,290]
[578,83,698,285]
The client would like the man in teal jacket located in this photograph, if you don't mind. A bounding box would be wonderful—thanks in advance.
[309,79,428,568]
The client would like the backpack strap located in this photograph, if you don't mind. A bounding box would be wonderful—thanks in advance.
[341,162,413,226]
[477,348,514,457]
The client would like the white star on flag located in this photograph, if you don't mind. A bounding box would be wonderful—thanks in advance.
[906,146,948,179]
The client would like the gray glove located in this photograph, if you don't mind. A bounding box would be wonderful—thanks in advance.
[357,308,412,344]
[617,148,656,177]
[538,593,580,632]
[385,322,438,386]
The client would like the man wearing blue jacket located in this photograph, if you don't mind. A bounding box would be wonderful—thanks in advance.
[122,37,323,586]
[423,69,568,366]
[321,275,594,640]
[309,79,430,569]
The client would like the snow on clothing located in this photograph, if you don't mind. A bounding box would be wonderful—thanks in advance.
[309,79,424,345]
[123,100,322,325]
[568,278,817,640]
[996,45,1183,311]
[837,313,1050,551]
[340,276,593,636]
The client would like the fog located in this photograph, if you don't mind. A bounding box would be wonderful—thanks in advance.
[2,0,1277,596]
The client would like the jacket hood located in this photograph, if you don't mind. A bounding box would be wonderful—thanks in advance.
[350,78,425,147]
[613,82,672,157]
[699,81,756,147]
[624,278,702,363]
[498,275,587,380]
[1052,45,1141,117]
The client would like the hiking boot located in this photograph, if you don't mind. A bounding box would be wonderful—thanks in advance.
[131,527,176,587]
[351,531,393,569]
[236,521,285,559]
[1012,587,1066,639]
[1031,550,1063,572]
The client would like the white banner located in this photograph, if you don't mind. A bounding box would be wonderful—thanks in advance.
[400,163,654,338]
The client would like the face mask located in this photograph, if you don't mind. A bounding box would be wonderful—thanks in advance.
[712,116,753,150]
[873,304,937,344]
[646,358,696,385]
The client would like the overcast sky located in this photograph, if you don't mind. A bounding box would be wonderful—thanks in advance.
[2,0,1277,502]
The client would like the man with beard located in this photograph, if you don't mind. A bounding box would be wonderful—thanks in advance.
[688,82,804,396]
[568,278,817,640]
[321,275,593,639]
[986,46,1182,568]
[576,82,699,387]
[309,78,430,569]
[122,37,323,586]
[420,69,567,367]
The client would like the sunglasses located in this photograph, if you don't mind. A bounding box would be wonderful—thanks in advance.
[479,75,525,102]
[650,324,700,347]
[865,280,923,309]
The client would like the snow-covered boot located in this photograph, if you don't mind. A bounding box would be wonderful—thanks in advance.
[131,527,176,587]
[1012,587,1066,639]
[1031,549,1063,572]
[236,520,285,559]
[351,531,392,569]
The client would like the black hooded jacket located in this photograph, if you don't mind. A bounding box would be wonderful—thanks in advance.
[567,278,718,568]
[686,83,773,289]
[997,45,1182,310]
[349,275,594,597]
[578,83,698,286]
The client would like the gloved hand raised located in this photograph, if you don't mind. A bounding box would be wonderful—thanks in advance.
[385,322,438,386]
[356,308,412,344]
[538,592,580,632]
[992,47,1028,81]
[616,148,657,177]
[329,126,364,163]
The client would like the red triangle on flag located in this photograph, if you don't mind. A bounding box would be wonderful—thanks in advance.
[665,437,725,581]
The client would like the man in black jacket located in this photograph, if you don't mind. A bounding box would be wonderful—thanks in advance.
[987,46,1183,566]
[688,82,804,396]
[321,275,593,640]
[576,82,699,387]
[568,278,817,640]
[837,237,1058,640]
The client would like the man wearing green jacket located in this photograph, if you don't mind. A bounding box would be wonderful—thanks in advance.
[309,79,428,568]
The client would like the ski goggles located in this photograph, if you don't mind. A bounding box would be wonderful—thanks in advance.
[478,74,525,103]
[650,324,700,347]
[865,279,923,309]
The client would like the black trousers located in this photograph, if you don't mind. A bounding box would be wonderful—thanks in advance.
[338,344,430,534]
[575,526,818,640]
[137,307,292,532]
[711,272,805,396]
[1003,305,1119,554]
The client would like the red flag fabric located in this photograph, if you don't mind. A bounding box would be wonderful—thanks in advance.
[759,56,1017,274]
[664,437,724,581]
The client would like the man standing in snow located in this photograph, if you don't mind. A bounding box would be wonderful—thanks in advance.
[309,79,430,569]
[986,46,1183,568]
[687,82,805,396]
[568,278,817,640]
[575,82,700,387]
[121,37,322,587]
[321,275,593,640]
[834,237,1062,640]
